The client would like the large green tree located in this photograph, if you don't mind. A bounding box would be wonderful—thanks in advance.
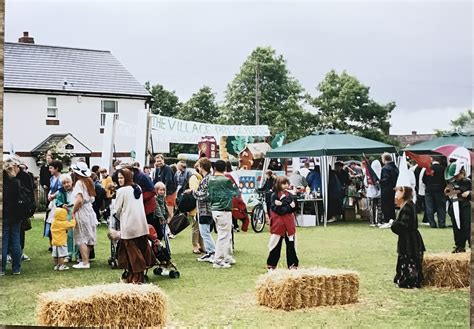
[220,47,318,142]
[311,70,395,143]
[178,86,220,123]
[145,81,181,117]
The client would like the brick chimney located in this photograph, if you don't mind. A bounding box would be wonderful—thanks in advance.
[18,31,34,44]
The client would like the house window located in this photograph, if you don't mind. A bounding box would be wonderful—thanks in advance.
[47,97,58,118]
[101,100,118,126]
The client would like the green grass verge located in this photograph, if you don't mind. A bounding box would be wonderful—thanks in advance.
[0,215,469,327]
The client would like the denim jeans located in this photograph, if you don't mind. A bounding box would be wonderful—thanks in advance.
[425,191,446,228]
[198,223,215,254]
[2,220,21,273]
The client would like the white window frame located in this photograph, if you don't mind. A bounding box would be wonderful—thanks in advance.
[47,97,58,119]
[101,100,119,126]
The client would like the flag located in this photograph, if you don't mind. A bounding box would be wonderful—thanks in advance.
[405,151,433,176]
[362,154,379,185]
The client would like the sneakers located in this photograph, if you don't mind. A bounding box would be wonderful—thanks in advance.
[72,262,90,269]
[54,265,59,271]
[224,257,236,265]
[327,217,337,223]
[58,265,69,271]
[21,254,30,262]
[6,255,11,264]
[197,253,214,262]
[0,272,4,276]
[13,272,20,275]
[168,234,176,239]
[379,220,394,229]
[213,261,231,269]
[369,224,377,227]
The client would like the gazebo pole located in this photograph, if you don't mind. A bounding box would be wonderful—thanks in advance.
[259,157,270,188]
[319,155,329,227]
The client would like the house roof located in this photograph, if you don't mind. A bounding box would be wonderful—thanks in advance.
[240,143,272,159]
[5,42,151,98]
[31,133,92,154]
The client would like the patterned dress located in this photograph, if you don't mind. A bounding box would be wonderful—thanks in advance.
[72,180,98,245]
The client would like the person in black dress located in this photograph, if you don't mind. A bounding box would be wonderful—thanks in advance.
[391,185,425,288]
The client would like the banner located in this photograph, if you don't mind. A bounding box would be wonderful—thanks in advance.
[150,115,270,143]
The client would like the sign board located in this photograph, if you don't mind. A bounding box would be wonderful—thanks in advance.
[235,169,285,203]
[150,115,270,144]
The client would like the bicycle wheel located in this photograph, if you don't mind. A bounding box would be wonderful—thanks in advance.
[251,204,266,233]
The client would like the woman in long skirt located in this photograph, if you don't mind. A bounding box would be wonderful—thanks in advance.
[391,185,425,288]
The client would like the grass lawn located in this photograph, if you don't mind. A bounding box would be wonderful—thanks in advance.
[0,214,469,327]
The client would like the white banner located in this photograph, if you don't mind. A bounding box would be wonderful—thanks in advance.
[150,115,270,143]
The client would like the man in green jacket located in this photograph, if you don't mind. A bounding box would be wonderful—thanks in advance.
[208,160,239,268]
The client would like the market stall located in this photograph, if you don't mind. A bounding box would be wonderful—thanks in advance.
[265,129,398,227]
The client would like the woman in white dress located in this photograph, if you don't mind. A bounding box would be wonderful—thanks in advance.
[70,162,97,269]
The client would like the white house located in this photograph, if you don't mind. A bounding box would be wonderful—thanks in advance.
[4,32,152,176]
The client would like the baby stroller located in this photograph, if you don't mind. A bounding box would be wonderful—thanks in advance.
[107,214,120,268]
[147,224,180,279]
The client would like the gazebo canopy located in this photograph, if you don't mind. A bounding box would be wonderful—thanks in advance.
[403,131,474,153]
[266,129,397,158]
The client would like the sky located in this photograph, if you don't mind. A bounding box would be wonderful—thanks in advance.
[5,0,473,135]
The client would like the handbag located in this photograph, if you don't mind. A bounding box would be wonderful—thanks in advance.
[21,217,32,231]
[168,212,190,235]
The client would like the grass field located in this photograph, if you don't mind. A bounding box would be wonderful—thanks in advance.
[0,214,469,327]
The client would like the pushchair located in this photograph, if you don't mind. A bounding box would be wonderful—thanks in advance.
[147,224,180,279]
[107,213,120,268]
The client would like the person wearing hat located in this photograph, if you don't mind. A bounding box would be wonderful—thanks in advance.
[70,161,97,269]
[444,161,471,253]
[2,156,23,275]
[390,154,425,289]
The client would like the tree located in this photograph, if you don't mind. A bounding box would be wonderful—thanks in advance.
[169,86,221,157]
[311,70,395,143]
[220,47,318,142]
[178,86,220,123]
[450,109,473,130]
[434,109,473,136]
[145,81,181,117]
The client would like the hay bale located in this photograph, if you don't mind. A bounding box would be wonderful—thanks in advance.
[423,252,470,288]
[36,283,168,327]
[256,268,359,310]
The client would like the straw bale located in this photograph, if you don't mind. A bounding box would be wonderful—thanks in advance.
[423,252,470,288]
[36,283,168,327]
[256,268,359,310]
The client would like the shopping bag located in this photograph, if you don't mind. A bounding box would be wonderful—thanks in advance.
[169,212,189,235]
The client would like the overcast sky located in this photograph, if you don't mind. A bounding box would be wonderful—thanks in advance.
[6,0,473,134]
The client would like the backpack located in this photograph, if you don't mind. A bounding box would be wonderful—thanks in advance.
[176,174,197,213]
[17,182,35,220]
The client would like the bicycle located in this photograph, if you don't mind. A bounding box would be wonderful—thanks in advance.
[248,191,267,233]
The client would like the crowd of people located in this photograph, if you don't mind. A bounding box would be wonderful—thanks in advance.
[1,151,471,290]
